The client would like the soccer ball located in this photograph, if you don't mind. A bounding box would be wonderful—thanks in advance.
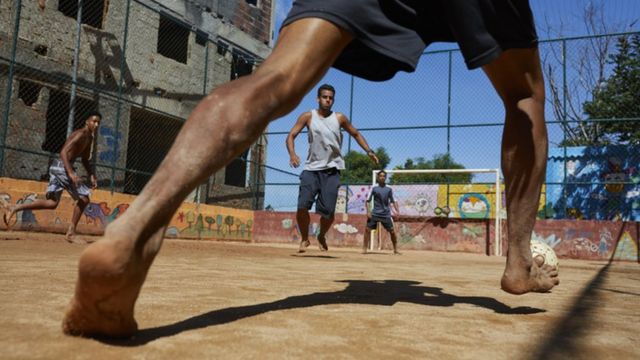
[530,240,559,269]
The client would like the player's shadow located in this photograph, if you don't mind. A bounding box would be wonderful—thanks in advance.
[99,279,544,346]
[290,254,338,259]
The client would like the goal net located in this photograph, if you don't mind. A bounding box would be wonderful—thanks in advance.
[368,168,503,256]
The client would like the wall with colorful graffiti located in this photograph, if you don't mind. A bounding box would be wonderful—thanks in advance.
[526,219,639,262]
[1,177,637,262]
[336,184,546,219]
[546,145,640,221]
[0,177,253,241]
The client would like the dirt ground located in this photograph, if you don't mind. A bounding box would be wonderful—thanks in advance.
[0,231,638,360]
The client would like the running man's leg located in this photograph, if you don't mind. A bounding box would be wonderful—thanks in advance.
[66,195,89,244]
[62,18,354,338]
[482,48,559,294]
[4,192,60,227]
[296,209,311,252]
[317,216,332,251]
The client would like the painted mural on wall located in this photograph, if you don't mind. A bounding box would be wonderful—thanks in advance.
[530,220,638,261]
[546,145,640,221]
[1,177,637,262]
[0,177,253,241]
[336,183,547,220]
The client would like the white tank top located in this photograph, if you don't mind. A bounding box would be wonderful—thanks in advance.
[304,109,345,171]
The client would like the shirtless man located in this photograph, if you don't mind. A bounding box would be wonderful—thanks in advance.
[63,0,558,338]
[4,112,100,243]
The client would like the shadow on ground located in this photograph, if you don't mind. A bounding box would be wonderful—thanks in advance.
[99,279,544,346]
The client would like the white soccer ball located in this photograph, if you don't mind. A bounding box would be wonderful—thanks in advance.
[530,240,559,269]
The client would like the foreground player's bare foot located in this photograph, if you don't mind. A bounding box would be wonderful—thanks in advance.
[62,227,161,338]
[298,239,310,253]
[501,255,559,295]
[317,234,328,251]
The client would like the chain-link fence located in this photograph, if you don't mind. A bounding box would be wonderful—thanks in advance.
[262,32,640,221]
[1,1,638,220]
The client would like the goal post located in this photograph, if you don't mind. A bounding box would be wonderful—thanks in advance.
[370,168,503,256]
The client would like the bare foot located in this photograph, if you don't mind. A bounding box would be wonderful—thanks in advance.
[392,251,401,255]
[297,239,310,253]
[65,228,87,244]
[361,250,368,254]
[62,227,160,338]
[501,255,559,295]
[317,234,328,251]
[3,206,16,230]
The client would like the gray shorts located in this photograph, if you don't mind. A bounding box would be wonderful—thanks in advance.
[297,168,341,219]
[282,0,537,81]
[367,216,395,231]
[46,159,91,200]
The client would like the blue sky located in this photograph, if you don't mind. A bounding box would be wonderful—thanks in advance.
[261,0,640,210]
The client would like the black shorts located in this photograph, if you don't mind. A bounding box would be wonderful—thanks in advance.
[297,168,341,218]
[367,216,395,231]
[282,0,537,81]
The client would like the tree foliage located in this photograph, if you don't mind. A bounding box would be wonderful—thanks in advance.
[583,34,640,144]
[391,153,472,184]
[541,2,636,146]
[341,147,391,184]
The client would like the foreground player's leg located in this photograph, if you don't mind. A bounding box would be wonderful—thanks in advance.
[62,18,354,338]
[482,48,559,295]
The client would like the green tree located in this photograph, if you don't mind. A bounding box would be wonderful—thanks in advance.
[392,153,472,184]
[583,34,640,144]
[341,147,391,184]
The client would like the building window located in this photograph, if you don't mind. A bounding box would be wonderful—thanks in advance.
[124,108,183,194]
[58,0,105,29]
[157,14,189,64]
[225,150,249,187]
[246,0,259,7]
[43,90,97,153]
[18,80,42,107]
[230,53,254,81]
[195,30,208,46]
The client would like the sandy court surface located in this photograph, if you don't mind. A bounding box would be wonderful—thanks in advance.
[0,231,638,360]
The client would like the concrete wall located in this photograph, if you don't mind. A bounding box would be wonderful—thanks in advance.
[0,177,253,241]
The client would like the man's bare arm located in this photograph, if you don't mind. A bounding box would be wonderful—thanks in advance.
[337,113,379,166]
[286,112,310,168]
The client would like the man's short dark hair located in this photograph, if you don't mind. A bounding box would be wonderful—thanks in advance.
[377,170,387,176]
[86,111,102,120]
[317,84,335,97]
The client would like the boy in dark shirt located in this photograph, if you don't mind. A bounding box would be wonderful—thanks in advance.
[363,170,400,254]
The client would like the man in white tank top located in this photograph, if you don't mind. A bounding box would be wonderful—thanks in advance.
[286,84,379,252]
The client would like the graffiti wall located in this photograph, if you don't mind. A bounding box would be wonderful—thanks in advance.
[527,219,639,262]
[1,177,637,262]
[0,177,253,241]
[546,145,640,221]
[337,183,545,219]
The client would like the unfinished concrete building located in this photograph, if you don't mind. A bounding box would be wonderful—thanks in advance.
[0,0,273,209]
